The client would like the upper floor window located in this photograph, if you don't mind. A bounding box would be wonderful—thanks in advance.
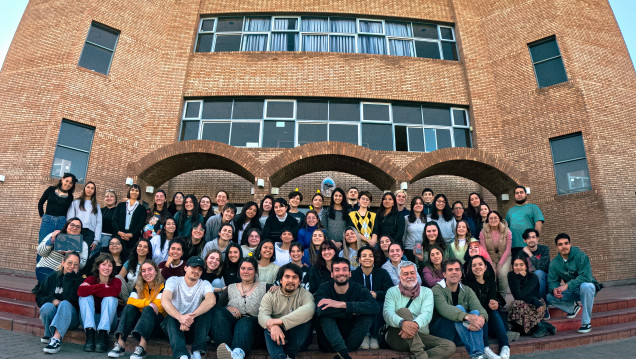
[528,36,567,88]
[51,120,95,183]
[195,15,458,61]
[78,22,120,75]
[549,133,591,195]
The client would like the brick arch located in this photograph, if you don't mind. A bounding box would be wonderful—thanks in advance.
[263,142,406,190]
[403,148,529,196]
[128,141,261,187]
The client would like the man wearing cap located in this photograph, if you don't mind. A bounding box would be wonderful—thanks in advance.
[161,256,216,359]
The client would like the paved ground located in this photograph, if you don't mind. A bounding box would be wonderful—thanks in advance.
[511,336,636,358]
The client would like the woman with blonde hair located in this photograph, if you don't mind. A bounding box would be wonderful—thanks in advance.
[479,210,512,297]
[449,219,473,263]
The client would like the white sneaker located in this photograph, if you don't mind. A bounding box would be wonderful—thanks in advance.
[217,344,233,359]
[178,356,188,359]
[191,351,202,359]
[499,345,510,359]
[484,347,501,359]
[369,337,379,349]
[359,336,370,349]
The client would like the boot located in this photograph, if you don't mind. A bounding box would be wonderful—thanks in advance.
[84,328,96,352]
[95,330,109,352]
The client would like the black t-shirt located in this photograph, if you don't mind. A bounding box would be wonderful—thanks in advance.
[451,288,459,306]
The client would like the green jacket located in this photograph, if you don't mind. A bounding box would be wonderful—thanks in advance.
[548,246,598,292]
[432,280,488,322]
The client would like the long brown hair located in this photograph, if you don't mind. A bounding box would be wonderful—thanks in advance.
[134,259,165,297]
[79,181,99,214]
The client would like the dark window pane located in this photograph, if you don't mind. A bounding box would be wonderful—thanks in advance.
[422,107,451,126]
[441,41,458,60]
[414,40,440,59]
[453,128,471,148]
[297,100,328,121]
[51,147,90,183]
[201,19,215,32]
[230,122,260,147]
[180,121,200,141]
[550,134,586,163]
[57,122,94,151]
[554,159,591,195]
[86,24,118,49]
[78,43,112,74]
[202,99,232,119]
[392,103,422,124]
[412,23,438,39]
[329,124,358,144]
[529,38,561,62]
[363,104,390,122]
[184,102,200,118]
[437,129,451,149]
[266,101,294,118]
[233,99,264,119]
[425,128,436,152]
[298,123,328,145]
[408,127,425,152]
[214,34,241,52]
[196,34,213,52]
[329,101,359,122]
[216,17,243,32]
[394,126,408,151]
[201,122,230,143]
[361,123,393,150]
[535,57,567,88]
[440,27,453,40]
[271,33,298,51]
[263,121,295,148]
[453,109,468,126]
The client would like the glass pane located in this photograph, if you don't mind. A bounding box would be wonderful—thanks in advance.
[330,35,355,53]
[233,99,264,119]
[184,102,201,118]
[422,107,451,126]
[201,19,215,32]
[202,99,232,119]
[271,33,299,51]
[359,20,383,34]
[230,122,260,147]
[386,21,412,37]
[196,34,213,52]
[554,159,591,195]
[535,57,568,88]
[329,101,359,122]
[529,38,561,63]
[180,121,199,141]
[78,43,112,74]
[453,128,471,148]
[51,147,90,183]
[358,35,387,55]
[362,103,390,122]
[412,23,438,39]
[263,121,295,148]
[550,134,586,163]
[452,109,468,126]
[217,17,244,32]
[440,27,454,40]
[297,100,328,121]
[329,124,358,144]
[214,34,241,52]
[441,41,458,60]
[273,18,298,30]
[330,18,356,33]
[424,128,436,152]
[394,126,408,151]
[361,123,392,150]
[414,40,440,59]
[244,17,270,32]
[242,34,268,51]
[437,129,451,149]
[201,122,231,143]
[266,101,294,118]
[302,35,328,52]
[392,103,422,124]
[301,17,329,32]
[86,24,118,49]
[57,122,94,151]
[408,127,425,152]
[389,39,413,57]
[298,123,328,145]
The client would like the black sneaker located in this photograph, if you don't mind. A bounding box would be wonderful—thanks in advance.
[130,345,147,359]
[578,324,592,333]
[566,303,581,319]
[43,338,61,354]
[41,336,51,344]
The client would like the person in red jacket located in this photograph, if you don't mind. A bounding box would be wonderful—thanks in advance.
[78,253,122,353]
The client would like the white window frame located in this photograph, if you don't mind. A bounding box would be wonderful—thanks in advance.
[264,99,296,119]
[229,120,262,147]
[361,102,392,122]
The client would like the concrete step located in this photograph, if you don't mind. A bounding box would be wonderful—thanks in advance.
[548,306,636,332]
[0,285,36,302]
[0,297,39,318]
[547,296,636,319]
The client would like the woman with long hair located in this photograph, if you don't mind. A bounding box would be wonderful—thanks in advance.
[304,228,325,267]
[167,192,184,217]
[35,251,83,354]
[183,220,207,260]
[339,226,363,270]
[371,192,405,248]
[429,194,456,244]
[173,194,203,238]
[234,201,261,243]
[262,197,299,243]
[82,236,123,277]
[36,217,88,282]
[321,188,349,248]
[109,260,165,359]
[147,189,170,226]
[475,202,490,239]
[421,244,445,288]
[449,219,472,263]
[466,192,484,226]
[296,210,324,250]
[201,249,226,293]
[413,221,447,268]
[382,242,422,286]
[254,240,280,284]
[310,192,325,217]
[203,223,234,258]
[150,217,176,264]
[377,235,393,265]
[258,195,275,227]
[240,227,263,258]
[119,238,153,301]
[67,181,102,253]
[199,195,214,225]
[112,184,147,261]
[159,238,186,280]
[38,173,77,261]
[480,210,512,297]
[403,196,426,263]
[222,243,244,285]
[78,253,122,353]
[308,239,337,293]
[97,190,118,256]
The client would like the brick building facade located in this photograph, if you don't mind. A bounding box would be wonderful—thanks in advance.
[0,0,634,281]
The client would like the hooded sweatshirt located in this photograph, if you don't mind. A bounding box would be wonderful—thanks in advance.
[547,246,598,293]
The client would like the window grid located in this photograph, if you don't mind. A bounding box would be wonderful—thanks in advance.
[50,120,95,183]
[549,133,591,195]
[528,36,568,88]
[78,22,120,75]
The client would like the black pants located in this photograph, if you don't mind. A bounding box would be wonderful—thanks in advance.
[209,307,264,355]
[161,309,213,359]
[115,305,163,342]
[316,314,374,353]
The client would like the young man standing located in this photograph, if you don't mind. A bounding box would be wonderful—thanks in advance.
[505,186,545,258]
[347,187,360,210]
[348,191,376,244]
[547,233,599,333]
[421,188,435,217]
[395,190,410,216]
[522,228,550,316]
[314,257,379,358]
[259,263,315,359]
[383,261,456,359]
[161,256,216,359]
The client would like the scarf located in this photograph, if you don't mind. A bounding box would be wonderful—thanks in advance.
[399,281,421,298]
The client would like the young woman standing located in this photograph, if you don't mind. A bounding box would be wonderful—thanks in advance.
[371,192,405,248]
[37,173,77,261]
[321,188,349,248]
[67,181,102,253]
[112,184,147,262]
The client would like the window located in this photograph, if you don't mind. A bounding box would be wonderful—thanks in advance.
[78,22,119,75]
[529,36,567,88]
[51,120,95,183]
[550,133,591,195]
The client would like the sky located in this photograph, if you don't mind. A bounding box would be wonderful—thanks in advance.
[0,0,634,69]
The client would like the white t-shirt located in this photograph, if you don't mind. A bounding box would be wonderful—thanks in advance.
[164,276,212,314]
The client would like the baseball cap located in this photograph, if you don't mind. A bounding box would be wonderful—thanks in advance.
[186,256,205,269]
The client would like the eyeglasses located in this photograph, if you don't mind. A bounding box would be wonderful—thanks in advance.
[453,207,464,211]
[436,200,446,204]
[192,227,205,232]
[109,242,122,246]
[68,223,81,229]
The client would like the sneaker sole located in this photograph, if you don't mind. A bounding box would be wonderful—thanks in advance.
[43,347,61,354]
[108,351,125,358]
[216,343,233,359]
[578,328,592,333]
[130,354,146,359]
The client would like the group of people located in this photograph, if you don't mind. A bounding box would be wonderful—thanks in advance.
[33,173,601,359]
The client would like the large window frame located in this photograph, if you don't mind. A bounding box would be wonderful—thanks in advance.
[78,21,120,75]
[528,36,568,88]
[50,120,96,183]
[549,132,592,195]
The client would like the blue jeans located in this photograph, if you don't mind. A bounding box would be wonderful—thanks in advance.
[39,301,80,339]
[547,282,596,325]
[534,270,549,318]
[78,295,118,331]
[430,305,484,357]
[264,321,311,359]
[37,215,67,262]
[484,309,508,348]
